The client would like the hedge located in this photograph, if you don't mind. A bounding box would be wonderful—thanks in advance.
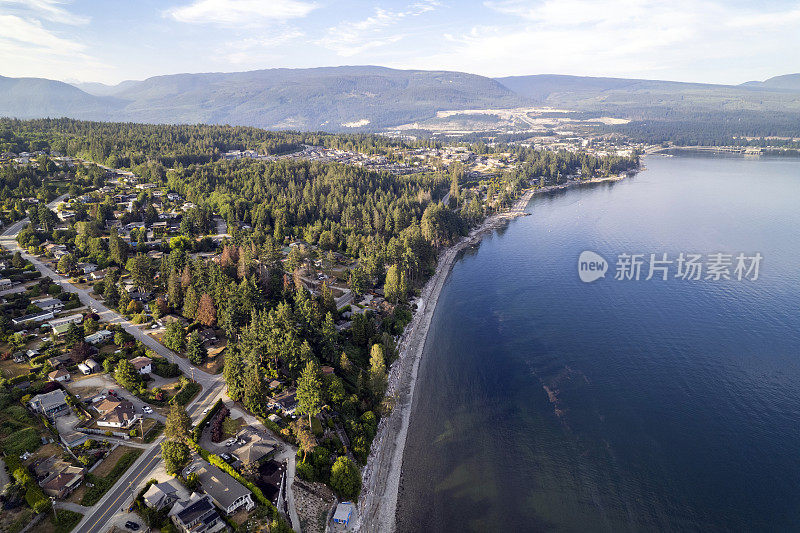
[171,382,201,406]
[192,398,223,441]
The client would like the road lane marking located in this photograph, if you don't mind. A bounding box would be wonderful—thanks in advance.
[86,452,160,533]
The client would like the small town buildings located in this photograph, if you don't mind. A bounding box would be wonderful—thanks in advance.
[169,493,226,533]
[333,502,354,526]
[48,369,71,382]
[85,329,113,345]
[130,356,152,374]
[194,462,255,515]
[29,389,69,418]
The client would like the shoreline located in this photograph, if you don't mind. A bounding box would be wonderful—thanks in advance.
[355,171,636,532]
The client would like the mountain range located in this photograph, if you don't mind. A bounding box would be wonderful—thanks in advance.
[1,66,799,133]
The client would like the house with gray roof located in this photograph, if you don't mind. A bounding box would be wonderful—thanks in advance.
[195,462,255,515]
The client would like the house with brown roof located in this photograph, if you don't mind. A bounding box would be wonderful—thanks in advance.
[130,356,152,374]
[40,465,85,499]
[48,368,71,382]
[95,399,140,429]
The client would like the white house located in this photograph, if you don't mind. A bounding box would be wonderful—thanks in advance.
[84,330,113,345]
[48,369,71,382]
[130,356,152,374]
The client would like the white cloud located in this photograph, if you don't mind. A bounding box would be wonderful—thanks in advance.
[0,2,108,81]
[167,0,317,26]
[319,0,439,57]
[0,0,89,25]
[402,0,800,83]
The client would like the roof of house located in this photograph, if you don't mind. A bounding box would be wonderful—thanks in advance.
[195,462,252,510]
[144,480,178,507]
[96,400,137,426]
[31,389,68,410]
[237,440,276,464]
[41,471,81,493]
[130,356,152,371]
[172,494,219,528]
[48,369,69,380]
[34,298,63,309]
[333,502,354,521]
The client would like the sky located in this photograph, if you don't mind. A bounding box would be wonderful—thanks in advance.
[1,0,799,85]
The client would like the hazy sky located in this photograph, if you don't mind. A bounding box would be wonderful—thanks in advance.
[1,0,799,85]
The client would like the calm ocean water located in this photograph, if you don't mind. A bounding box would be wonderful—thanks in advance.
[396,154,800,532]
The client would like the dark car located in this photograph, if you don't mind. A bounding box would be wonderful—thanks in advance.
[125,521,140,531]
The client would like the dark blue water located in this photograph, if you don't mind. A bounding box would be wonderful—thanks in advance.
[396,155,800,532]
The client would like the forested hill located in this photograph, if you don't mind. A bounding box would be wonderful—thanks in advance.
[0,66,524,131]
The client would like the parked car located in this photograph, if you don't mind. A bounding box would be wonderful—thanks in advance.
[125,521,140,531]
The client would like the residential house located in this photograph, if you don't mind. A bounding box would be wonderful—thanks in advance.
[84,330,113,345]
[79,263,97,274]
[47,354,71,368]
[169,493,225,533]
[130,356,152,374]
[29,389,69,418]
[12,310,54,326]
[0,278,12,290]
[270,388,298,414]
[39,463,85,499]
[33,297,64,313]
[48,369,71,382]
[89,269,107,280]
[143,480,180,510]
[60,430,88,448]
[236,438,277,466]
[194,462,255,515]
[95,399,140,429]
[48,314,83,334]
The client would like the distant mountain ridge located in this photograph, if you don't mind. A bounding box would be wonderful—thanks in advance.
[1,66,524,131]
[1,67,799,132]
[741,73,800,91]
